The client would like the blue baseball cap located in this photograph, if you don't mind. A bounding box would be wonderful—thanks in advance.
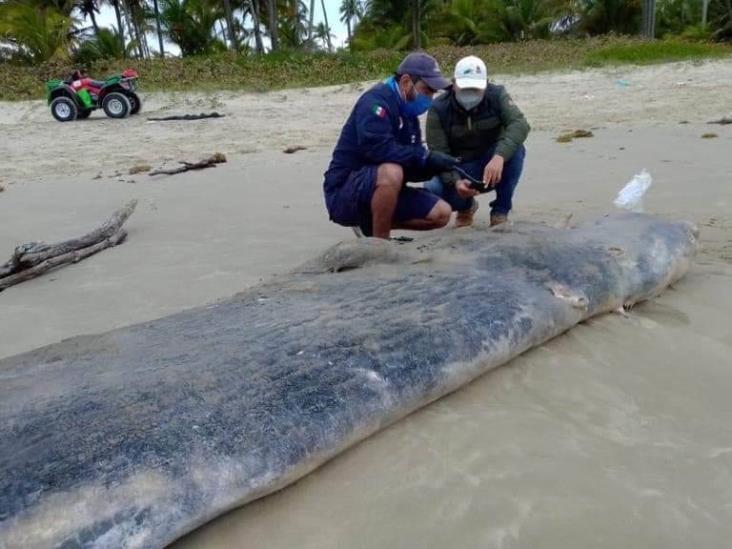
[396,52,451,91]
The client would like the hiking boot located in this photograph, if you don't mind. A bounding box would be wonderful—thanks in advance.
[455,200,479,228]
[490,213,508,227]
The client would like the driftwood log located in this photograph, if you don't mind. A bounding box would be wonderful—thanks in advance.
[708,117,732,125]
[0,200,137,292]
[149,153,226,176]
[147,112,225,121]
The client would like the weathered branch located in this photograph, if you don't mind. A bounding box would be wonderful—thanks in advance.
[708,117,732,125]
[148,153,226,176]
[0,200,137,290]
[0,231,127,291]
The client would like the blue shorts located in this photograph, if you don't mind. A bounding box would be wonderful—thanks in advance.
[326,165,440,236]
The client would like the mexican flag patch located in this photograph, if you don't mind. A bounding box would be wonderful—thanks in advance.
[372,104,387,118]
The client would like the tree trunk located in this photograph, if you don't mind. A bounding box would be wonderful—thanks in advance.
[132,16,145,58]
[250,0,265,54]
[137,12,151,58]
[293,0,301,45]
[89,7,101,38]
[112,0,126,58]
[223,0,239,51]
[702,0,710,27]
[320,0,332,52]
[153,0,165,57]
[307,0,315,42]
[641,0,656,39]
[122,2,143,58]
[267,0,279,51]
[412,0,421,49]
[346,17,351,44]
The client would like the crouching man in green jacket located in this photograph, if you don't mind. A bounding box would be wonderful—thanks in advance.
[425,55,530,227]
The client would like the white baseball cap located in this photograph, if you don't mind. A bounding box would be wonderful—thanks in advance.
[454,56,487,90]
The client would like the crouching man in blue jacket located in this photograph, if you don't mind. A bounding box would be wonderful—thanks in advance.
[323,53,459,239]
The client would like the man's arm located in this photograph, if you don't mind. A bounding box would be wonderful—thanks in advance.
[426,106,459,186]
[356,99,426,168]
[494,88,530,161]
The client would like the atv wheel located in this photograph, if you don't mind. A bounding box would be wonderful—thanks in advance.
[102,92,131,119]
[78,109,92,119]
[50,97,78,122]
[126,92,142,115]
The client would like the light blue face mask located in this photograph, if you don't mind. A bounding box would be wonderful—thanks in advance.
[388,76,433,118]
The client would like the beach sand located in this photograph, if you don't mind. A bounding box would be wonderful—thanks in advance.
[1,59,731,548]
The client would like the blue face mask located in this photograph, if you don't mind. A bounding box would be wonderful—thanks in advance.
[388,76,433,118]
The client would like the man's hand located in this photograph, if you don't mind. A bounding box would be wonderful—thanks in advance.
[455,179,479,199]
[425,150,459,173]
[483,155,505,186]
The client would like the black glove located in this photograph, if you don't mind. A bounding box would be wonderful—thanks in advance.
[424,150,459,173]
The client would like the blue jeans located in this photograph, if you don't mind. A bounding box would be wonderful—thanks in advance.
[424,145,526,215]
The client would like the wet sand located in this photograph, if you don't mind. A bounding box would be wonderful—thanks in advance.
[1,61,731,547]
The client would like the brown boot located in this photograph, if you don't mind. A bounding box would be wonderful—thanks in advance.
[490,213,508,227]
[455,200,479,228]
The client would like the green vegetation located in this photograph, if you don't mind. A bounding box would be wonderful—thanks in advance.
[2,0,732,69]
[0,0,730,100]
[2,37,730,100]
[584,38,730,64]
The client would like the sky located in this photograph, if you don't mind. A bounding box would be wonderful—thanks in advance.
[96,0,349,55]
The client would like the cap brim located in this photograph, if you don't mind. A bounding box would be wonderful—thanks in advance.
[455,77,487,90]
[422,75,451,91]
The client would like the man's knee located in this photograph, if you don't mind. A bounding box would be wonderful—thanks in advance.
[505,146,526,171]
[376,163,404,191]
[428,199,452,227]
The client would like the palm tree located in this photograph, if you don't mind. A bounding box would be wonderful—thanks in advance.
[160,0,226,55]
[436,0,507,45]
[577,0,641,35]
[313,20,334,49]
[75,26,129,62]
[0,0,77,63]
[339,0,361,43]
[319,0,332,51]
[77,0,101,37]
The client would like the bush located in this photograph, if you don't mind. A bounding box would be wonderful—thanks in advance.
[1,37,730,101]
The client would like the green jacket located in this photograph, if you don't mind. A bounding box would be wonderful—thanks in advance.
[426,84,530,185]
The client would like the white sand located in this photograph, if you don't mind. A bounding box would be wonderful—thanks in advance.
[1,59,731,186]
[1,59,731,548]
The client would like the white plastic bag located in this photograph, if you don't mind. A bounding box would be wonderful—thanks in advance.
[614,169,652,212]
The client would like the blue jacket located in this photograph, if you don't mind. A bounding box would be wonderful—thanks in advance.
[323,80,427,195]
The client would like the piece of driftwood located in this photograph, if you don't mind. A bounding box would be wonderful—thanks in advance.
[283,145,307,154]
[147,112,225,121]
[556,129,594,143]
[148,153,226,176]
[708,117,732,125]
[0,200,137,291]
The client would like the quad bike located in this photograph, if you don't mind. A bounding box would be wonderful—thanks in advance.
[46,69,142,122]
